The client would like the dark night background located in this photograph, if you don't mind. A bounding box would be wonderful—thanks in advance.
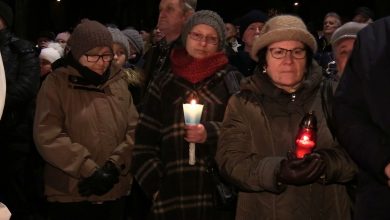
[2,0,390,42]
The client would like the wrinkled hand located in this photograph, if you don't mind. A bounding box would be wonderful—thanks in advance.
[184,124,207,143]
[278,152,325,186]
[78,161,120,196]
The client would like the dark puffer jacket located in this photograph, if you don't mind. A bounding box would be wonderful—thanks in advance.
[0,28,40,152]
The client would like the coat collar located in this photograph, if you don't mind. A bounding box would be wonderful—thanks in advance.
[241,61,323,103]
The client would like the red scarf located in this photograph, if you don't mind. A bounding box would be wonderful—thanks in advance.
[170,48,228,84]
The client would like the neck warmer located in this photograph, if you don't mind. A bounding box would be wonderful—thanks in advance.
[170,48,228,84]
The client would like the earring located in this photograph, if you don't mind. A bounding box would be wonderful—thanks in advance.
[262,66,267,74]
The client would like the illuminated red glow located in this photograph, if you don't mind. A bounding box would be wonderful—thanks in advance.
[295,129,316,158]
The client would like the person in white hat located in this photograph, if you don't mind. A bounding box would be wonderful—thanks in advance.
[39,42,64,81]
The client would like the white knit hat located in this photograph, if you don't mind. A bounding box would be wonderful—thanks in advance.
[39,42,64,63]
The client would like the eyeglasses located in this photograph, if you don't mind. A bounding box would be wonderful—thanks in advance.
[268,47,306,59]
[84,54,114,63]
[188,32,218,45]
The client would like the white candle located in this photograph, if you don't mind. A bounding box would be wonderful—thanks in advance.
[183,99,204,165]
[183,100,204,125]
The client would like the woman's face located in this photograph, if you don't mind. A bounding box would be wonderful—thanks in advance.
[78,46,113,75]
[265,40,307,92]
[186,24,219,59]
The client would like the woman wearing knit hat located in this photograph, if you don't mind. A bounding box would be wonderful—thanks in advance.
[122,28,145,66]
[108,26,144,107]
[34,19,138,220]
[216,15,356,219]
[132,10,242,220]
[39,42,64,81]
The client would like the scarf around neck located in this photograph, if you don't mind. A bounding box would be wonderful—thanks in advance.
[170,48,228,84]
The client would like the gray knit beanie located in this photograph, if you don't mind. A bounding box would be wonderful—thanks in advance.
[108,27,131,58]
[330,22,367,46]
[68,19,113,60]
[181,10,226,50]
[122,28,144,55]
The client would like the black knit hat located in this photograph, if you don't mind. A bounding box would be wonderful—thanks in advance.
[239,10,268,37]
[0,1,13,27]
[68,19,113,60]
[355,6,375,20]
[181,10,226,50]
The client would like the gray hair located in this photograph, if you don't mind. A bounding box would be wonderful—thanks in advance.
[182,0,197,12]
[324,12,341,26]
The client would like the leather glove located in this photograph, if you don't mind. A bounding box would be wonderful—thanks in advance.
[277,152,325,186]
[78,161,120,196]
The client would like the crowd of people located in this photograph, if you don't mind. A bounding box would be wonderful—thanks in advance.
[0,0,388,219]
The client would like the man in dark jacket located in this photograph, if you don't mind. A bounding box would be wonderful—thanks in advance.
[228,9,268,76]
[0,1,41,219]
[334,16,390,220]
[132,1,196,218]
[142,0,196,91]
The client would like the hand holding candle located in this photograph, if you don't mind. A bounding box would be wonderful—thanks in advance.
[183,99,204,165]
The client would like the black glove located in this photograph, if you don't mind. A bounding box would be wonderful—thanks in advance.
[277,152,325,186]
[78,161,120,196]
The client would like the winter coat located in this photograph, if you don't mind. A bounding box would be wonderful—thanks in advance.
[333,16,390,220]
[131,65,242,220]
[142,38,181,90]
[34,64,138,203]
[216,62,356,220]
[0,28,39,152]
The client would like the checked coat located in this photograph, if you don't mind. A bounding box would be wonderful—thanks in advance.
[132,65,241,220]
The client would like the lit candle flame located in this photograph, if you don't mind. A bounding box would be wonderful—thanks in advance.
[190,99,196,105]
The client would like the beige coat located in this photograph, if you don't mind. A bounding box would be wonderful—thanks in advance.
[34,65,138,203]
